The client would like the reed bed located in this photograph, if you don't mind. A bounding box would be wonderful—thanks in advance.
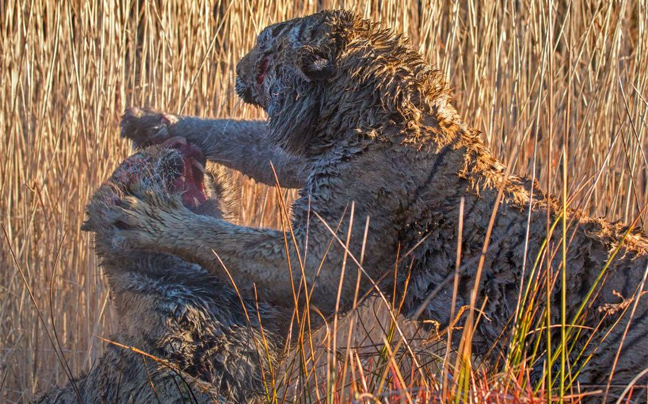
[1,0,646,402]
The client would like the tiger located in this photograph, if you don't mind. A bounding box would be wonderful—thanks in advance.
[117,11,648,401]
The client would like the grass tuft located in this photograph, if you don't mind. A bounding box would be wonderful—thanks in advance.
[1,0,646,402]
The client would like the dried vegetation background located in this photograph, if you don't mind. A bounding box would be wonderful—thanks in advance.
[1,0,646,402]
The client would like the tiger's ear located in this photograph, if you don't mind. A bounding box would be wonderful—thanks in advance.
[296,46,334,82]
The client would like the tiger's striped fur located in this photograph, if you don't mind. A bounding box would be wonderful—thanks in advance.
[119,11,648,401]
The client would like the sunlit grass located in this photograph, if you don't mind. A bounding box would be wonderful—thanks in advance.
[1,0,646,402]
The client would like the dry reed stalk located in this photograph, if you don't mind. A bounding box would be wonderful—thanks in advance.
[1,0,646,402]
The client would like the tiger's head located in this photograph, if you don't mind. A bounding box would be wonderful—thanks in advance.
[236,10,452,156]
[82,139,233,248]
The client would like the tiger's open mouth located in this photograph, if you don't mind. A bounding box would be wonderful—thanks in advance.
[257,55,271,85]
[235,53,272,108]
[164,138,208,209]
[108,138,209,210]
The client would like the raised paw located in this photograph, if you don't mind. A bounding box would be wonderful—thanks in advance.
[121,107,180,148]
[105,190,187,251]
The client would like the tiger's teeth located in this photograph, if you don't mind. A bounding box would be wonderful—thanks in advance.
[191,159,205,174]
[178,176,186,183]
[193,197,200,206]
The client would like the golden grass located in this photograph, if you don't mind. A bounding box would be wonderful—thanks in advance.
[1,0,646,402]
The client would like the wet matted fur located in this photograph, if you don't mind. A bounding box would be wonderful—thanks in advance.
[33,144,285,404]
[118,11,647,402]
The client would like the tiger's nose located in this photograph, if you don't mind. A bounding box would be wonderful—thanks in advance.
[236,52,251,79]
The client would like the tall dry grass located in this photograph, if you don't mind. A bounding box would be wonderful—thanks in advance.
[1,0,646,402]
